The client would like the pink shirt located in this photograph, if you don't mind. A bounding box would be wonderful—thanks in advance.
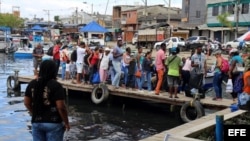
[182,58,192,71]
[155,49,166,71]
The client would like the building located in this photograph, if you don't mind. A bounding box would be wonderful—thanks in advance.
[206,0,250,42]
[180,0,207,37]
[115,4,183,43]
[137,5,182,28]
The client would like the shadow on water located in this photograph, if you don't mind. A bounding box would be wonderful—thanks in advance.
[65,90,183,141]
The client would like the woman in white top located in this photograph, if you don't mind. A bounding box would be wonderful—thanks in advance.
[99,47,111,83]
[60,45,70,80]
[122,47,132,86]
[181,56,192,92]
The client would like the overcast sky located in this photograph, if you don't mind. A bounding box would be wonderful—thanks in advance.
[1,0,182,20]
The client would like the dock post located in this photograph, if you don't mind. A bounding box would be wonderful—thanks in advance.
[14,69,19,77]
[215,115,224,141]
[65,87,69,111]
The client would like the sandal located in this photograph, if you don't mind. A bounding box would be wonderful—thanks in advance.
[169,95,173,98]
[174,96,179,98]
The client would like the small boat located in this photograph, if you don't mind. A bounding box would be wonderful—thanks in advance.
[14,38,49,59]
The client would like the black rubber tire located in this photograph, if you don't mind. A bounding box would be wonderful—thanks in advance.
[7,76,19,90]
[91,83,109,104]
[180,100,205,123]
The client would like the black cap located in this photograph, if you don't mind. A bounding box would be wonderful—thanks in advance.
[194,43,204,48]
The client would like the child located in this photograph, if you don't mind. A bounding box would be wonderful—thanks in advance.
[65,60,70,80]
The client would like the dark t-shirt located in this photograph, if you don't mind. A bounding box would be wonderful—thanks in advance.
[33,47,44,61]
[25,79,65,123]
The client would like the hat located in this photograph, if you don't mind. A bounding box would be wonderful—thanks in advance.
[195,43,204,48]
[171,47,177,53]
[213,50,221,55]
[229,48,238,54]
[104,47,111,51]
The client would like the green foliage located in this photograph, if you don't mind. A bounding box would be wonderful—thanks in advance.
[54,16,60,23]
[0,13,24,28]
[216,12,232,28]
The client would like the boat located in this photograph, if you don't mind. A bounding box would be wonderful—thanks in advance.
[13,38,50,59]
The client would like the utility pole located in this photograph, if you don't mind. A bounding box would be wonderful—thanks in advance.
[0,0,1,13]
[43,9,51,40]
[76,7,78,24]
[163,0,171,24]
[235,0,240,39]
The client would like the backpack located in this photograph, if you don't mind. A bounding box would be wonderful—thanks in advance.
[71,49,77,62]
[47,46,54,56]
[220,57,229,73]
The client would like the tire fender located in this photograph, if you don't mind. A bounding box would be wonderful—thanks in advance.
[7,76,19,90]
[180,100,205,123]
[91,83,109,104]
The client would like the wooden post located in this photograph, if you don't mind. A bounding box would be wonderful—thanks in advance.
[216,115,224,141]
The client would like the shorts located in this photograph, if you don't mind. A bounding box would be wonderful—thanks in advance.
[33,58,42,70]
[66,64,70,72]
[76,63,83,73]
[167,75,180,87]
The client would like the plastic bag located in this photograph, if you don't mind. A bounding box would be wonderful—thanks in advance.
[225,79,233,93]
[92,72,100,84]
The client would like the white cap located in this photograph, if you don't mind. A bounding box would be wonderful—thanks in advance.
[229,48,238,54]
[104,47,111,51]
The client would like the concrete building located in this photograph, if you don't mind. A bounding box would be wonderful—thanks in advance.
[206,0,250,42]
[180,0,207,37]
[115,4,183,42]
[137,5,182,28]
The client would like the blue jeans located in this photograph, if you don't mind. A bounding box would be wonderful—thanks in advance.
[61,62,66,80]
[109,66,115,81]
[136,70,145,90]
[112,61,122,87]
[53,59,60,74]
[122,66,129,85]
[145,71,152,91]
[32,123,65,141]
[213,72,223,98]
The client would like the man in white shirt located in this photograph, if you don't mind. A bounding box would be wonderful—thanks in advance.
[75,42,86,84]
[167,39,173,56]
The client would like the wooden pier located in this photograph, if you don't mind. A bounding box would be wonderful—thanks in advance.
[140,108,246,141]
[15,75,245,141]
[16,75,233,109]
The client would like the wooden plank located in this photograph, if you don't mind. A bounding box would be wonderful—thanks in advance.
[17,75,233,110]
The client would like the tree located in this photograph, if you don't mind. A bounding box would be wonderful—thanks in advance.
[217,12,232,43]
[54,16,60,24]
[0,13,24,28]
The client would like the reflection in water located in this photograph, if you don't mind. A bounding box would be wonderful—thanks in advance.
[0,54,182,141]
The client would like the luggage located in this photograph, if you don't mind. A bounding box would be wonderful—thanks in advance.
[185,72,205,99]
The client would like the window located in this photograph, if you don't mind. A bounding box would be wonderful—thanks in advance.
[221,5,227,14]
[242,3,249,14]
[228,4,235,14]
[196,11,201,18]
[212,6,219,16]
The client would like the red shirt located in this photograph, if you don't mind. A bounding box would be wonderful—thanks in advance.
[90,53,99,65]
[53,45,60,60]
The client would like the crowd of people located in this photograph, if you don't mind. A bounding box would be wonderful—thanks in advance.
[31,39,250,104]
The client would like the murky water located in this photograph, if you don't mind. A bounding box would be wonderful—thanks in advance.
[0,53,182,141]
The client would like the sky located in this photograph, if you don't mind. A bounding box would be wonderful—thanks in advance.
[0,0,182,21]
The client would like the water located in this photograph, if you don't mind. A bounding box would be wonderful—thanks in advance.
[0,53,182,141]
